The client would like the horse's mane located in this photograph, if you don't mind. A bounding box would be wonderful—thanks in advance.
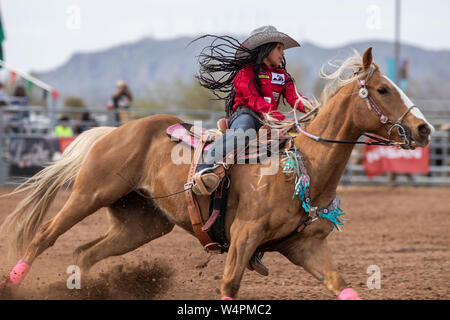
[264,49,374,131]
[319,49,375,105]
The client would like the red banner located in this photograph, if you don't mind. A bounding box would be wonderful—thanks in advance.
[363,145,430,178]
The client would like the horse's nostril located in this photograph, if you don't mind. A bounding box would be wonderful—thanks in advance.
[418,124,431,137]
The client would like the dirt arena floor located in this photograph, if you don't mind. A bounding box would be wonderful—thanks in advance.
[0,185,448,300]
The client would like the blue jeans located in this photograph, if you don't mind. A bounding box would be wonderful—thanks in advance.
[204,108,263,164]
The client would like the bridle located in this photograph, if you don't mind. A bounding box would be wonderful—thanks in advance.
[357,77,417,148]
[294,69,418,148]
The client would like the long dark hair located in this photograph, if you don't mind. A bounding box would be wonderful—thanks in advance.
[191,35,290,117]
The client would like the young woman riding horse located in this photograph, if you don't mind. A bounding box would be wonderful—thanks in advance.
[0,41,433,299]
[191,26,308,195]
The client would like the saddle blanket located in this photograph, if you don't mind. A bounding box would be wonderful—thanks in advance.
[166,123,293,161]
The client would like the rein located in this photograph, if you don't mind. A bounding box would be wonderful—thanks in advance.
[292,70,416,148]
[116,171,193,200]
[294,118,394,146]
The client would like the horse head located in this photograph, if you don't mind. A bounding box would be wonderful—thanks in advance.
[350,47,433,149]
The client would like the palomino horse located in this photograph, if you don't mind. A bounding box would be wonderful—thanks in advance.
[0,48,432,299]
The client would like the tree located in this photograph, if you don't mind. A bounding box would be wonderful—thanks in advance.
[171,78,224,112]
[64,96,85,108]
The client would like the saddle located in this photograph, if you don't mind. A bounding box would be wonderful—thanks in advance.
[166,121,293,162]
[166,118,293,275]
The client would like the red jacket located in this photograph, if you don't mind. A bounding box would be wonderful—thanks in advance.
[232,63,306,120]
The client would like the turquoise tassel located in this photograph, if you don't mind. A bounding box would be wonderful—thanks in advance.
[282,148,346,231]
[319,196,347,231]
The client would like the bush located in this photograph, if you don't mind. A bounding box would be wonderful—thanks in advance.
[64,96,85,108]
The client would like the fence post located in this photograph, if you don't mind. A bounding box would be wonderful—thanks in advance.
[0,109,8,185]
[48,94,56,134]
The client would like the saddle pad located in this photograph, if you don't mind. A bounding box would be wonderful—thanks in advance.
[166,123,220,151]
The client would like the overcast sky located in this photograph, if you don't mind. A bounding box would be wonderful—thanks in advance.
[2,0,450,73]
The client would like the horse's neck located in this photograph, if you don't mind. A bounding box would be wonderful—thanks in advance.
[294,88,362,206]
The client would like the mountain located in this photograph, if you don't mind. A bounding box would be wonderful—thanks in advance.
[37,36,450,106]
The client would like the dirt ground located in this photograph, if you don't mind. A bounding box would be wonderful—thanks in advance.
[0,185,448,300]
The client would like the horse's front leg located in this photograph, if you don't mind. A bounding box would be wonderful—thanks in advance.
[220,221,265,299]
[279,236,361,300]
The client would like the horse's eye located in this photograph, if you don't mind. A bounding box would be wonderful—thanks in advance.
[377,87,388,95]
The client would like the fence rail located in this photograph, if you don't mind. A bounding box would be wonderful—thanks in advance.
[0,104,449,186]
[343,129,450,185]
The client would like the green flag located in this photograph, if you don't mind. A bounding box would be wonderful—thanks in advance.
[27,80,33,92]
[0,8,5,61]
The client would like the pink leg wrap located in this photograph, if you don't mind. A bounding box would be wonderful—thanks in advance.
[338,288,361,300]
[221,297,233,300]
[8,259,31,286]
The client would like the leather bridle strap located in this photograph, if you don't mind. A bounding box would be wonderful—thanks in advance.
[358,79,390,124]
[358,79,417,146]
[358,79,417,127]
[293,70,416,147]
[185,134,223,253]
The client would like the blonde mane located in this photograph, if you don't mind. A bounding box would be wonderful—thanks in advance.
[319,49,375,105]
[264,49,375,131]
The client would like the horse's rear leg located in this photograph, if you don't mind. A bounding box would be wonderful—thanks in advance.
[22,192,105,264]
[73,235,107,260]
[75,193,174,275]
[1,191,113,288]
[279,237,360,300]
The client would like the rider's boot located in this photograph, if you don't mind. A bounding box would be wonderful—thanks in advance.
[191,163,222,196]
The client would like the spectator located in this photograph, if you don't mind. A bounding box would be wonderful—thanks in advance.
[11,86,29,105]
[112,80,132,124]
[52,116,74,137]
[11,86,30,119]
[73,111,98,134]
[0,82,9,106]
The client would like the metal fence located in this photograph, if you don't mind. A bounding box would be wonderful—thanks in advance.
[0,105,223,185]
[341,130,450,186]
[0,103,449,186]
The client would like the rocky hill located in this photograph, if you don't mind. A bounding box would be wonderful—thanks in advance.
[37,36,450,106]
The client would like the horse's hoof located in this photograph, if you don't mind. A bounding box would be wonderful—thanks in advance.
[8,259,31,286]
[338,288,361,300]
[248,253,269,276]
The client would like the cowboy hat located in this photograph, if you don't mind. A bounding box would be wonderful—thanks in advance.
[116,80,128,87]
[236,25,300,58]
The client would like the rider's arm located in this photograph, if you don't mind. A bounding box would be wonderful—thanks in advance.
[283,72,307,113]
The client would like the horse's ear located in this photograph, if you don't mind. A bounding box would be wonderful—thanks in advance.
[362,47,373,70]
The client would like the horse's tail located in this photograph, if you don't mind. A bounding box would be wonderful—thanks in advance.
[0,126,116,260]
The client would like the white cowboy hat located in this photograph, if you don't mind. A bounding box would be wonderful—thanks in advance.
[236,25,300,58]
[116,80,127,87]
